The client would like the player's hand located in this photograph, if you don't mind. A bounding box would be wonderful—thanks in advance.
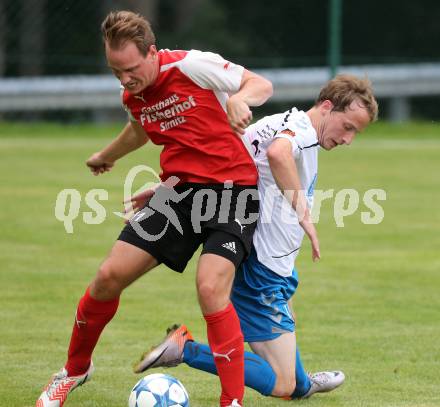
[226,95,253,136]
[309,232,321,262]
[86,152,115,176]
[123,187,156,214]
[300,218,321,262]
[122,184,160,224]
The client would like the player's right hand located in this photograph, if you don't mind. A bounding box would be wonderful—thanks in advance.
[86,152,115,176]
[226,95,253,136]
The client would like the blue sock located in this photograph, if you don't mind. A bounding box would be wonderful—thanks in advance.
[183,341,276,396]
[183,341,312,398]
[291,345,312,398]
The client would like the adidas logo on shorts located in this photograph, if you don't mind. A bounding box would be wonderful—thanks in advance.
[222,241,237,254]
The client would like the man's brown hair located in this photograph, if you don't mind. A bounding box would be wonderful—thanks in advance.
[101,11,156,56]
[316,74,378,122]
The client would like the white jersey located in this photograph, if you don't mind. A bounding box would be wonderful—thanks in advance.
[242,108,319,277]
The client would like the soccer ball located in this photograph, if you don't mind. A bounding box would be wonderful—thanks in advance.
[128,373,189,407]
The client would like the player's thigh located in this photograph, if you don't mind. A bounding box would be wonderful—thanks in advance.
[92,240,158,299]
[119,188,200,273]
[231,251,297,343]
[197,230,246,313]
[196,253,236,314]
[249,332,297,393]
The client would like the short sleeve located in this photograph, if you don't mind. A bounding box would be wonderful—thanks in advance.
[179,50,244,93]
[273,111,317,158]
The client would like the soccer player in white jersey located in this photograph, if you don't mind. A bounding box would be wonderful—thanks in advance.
[133,75,378,400]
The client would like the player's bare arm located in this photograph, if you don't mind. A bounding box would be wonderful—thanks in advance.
[86,121,149,176]
[266,137,320,261]
[227,69,273,135]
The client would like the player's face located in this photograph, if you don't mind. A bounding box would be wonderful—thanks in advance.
[318,100,371,150]
[106,41,159,94]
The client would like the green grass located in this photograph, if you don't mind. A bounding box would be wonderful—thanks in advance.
[0,121,439,406]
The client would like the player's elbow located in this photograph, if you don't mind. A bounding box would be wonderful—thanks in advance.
[262,77,274,100]
[254,77,273,106]
[244,72,273,106]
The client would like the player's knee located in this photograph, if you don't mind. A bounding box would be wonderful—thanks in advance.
[197,280,218,303]
[197,280,230,313]
[271,377,296,398]
[94,262,123,297]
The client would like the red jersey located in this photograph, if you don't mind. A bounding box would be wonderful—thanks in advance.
[122,49,257,185]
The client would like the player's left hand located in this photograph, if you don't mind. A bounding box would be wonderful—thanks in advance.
[309,233,321,262]
[226,95,253,136]
[300,218,321,262]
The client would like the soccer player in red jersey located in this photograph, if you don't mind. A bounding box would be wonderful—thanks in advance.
[36,10,272,407]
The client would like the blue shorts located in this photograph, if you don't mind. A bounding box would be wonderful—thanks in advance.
[231,247,299,342]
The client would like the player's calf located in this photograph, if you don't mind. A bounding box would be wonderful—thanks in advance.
[204,303,245,407]
[271,376,296,398]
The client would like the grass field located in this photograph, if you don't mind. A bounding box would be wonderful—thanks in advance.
[1,121,439,407]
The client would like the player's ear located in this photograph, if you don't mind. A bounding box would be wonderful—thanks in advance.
[320,100,334,115]
[148,45,157,58]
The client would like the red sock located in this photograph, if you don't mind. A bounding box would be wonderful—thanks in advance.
[204,303,244,407]
[64,287,119,376]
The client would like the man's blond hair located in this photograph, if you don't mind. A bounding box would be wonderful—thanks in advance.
[101,11,155,56]
[316,74,378,122]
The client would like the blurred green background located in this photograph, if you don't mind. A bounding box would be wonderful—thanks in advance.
[1,0,440,121]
